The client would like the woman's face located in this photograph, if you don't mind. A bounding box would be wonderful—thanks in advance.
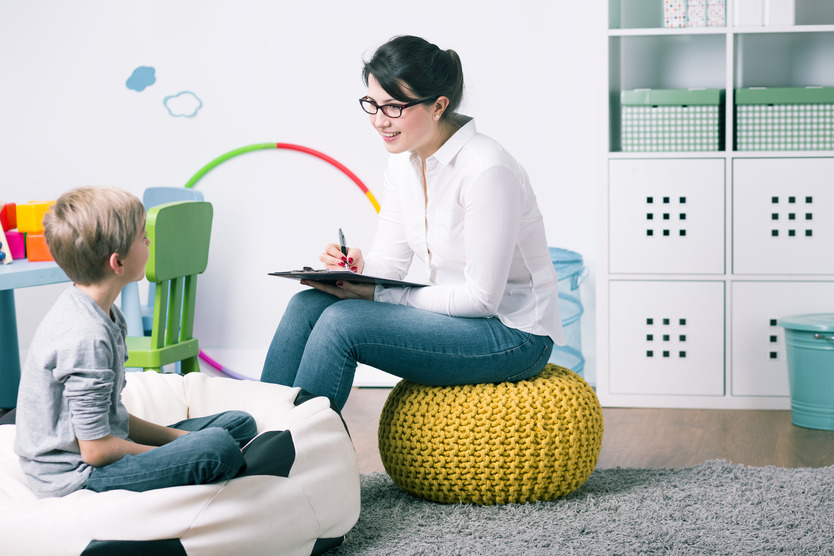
[365,74,444,160]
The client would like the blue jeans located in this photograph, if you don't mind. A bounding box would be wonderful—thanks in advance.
[261,289,554,410]
[84,410,257,493]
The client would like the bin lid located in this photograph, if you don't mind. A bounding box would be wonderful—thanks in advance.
[549,247,582,264]
[621,88,723,106]
[778,313,834,332]
[735,86,834,105]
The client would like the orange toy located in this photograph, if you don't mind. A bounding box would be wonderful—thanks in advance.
[26,233,54,262]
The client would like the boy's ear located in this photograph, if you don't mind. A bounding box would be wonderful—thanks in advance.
[109,253,124,275]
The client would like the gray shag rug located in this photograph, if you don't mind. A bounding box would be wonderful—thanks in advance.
[330,461,834,555]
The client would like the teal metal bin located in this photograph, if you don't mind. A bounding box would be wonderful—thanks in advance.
[778,314,834,430]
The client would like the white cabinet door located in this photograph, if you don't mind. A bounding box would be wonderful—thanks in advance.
[731,281,834,397]
[733,158,834,275]
[609,280,725,395]
[609,158,725,274]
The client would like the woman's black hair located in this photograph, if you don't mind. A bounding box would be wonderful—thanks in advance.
[362,35,464,120]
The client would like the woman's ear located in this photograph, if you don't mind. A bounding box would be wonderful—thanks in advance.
[433,96,450,119]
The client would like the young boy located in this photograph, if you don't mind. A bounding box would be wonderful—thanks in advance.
[14,186,257,498]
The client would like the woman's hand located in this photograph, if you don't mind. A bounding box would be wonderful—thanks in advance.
[321,243,365,274]
[310,242,372,299]
[301,278,375,301]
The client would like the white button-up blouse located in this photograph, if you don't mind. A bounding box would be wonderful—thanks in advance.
[363,117,565,344]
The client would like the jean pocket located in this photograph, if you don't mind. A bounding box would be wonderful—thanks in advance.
[504,338,553,383]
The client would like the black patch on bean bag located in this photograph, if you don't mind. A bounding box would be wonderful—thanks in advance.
[0,408,15,425]
[312,536,346,555]
[295,388,350,437]
[82,538,187,555]
[238,429,296,478]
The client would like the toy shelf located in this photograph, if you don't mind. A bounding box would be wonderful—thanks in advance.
[599,0,834,409]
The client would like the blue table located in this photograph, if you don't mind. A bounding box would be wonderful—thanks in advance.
[0,261,69,408]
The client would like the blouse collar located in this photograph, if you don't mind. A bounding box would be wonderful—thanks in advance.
[410,115,476,166]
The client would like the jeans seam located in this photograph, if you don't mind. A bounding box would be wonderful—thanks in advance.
[87,457,239,489]
[505,342,552,381]
[350,331,536,360]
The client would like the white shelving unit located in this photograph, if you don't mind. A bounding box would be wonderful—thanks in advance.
[599,0,834,408]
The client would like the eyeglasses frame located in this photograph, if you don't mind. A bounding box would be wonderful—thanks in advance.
[358,96,439,119]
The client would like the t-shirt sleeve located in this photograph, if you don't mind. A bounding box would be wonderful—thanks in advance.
[53,338,116,441]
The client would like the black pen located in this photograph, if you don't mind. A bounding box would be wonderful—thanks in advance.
[338,228,349,269]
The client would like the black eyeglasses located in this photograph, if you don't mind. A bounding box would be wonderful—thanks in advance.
[359,97,437,118]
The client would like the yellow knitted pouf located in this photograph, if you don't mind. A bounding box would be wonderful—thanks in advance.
[378,364,603,505]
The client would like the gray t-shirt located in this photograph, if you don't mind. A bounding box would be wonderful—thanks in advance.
[14,285,130,498]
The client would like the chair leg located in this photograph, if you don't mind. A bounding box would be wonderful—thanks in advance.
[181,356,200,374]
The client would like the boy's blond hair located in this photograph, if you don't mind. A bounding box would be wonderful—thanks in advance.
[43,187,145,285]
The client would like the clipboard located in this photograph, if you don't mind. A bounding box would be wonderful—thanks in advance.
[269,268,428,288]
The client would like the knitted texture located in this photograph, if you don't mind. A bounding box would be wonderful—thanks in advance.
[378,364,603,505]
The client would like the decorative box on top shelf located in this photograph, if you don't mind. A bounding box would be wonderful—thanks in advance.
[663,0,725,28]
[621,88,724,152]
[735,87,834,151]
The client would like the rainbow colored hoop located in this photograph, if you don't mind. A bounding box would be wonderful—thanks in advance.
[184,142,380,212]
[183,142,380,379]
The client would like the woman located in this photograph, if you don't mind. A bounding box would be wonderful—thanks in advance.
[261,35,564,410]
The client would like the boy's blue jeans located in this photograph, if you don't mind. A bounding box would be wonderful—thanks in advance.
[84,410,257,493]
[261,289,554,410]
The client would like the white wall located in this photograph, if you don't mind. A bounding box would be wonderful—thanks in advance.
[1,1,605,384]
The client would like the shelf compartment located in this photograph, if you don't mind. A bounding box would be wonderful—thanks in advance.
[735,32,834,88]
[731,281,834,397]
[609,158,725,275]
[610,0,834,30]
[735,86,834,151]
[732,157,834,275]
[609,0,726,30]
[609,280,725,396]
[622,88,724,151]
[609,34,726,151]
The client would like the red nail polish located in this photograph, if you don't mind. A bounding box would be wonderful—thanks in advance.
[348,257,354,264]
[341,256,347,263]
[350,266,358,272]
[336,281,344,287]
[338,261,345,267]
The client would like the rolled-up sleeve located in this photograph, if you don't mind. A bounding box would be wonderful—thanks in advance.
[62,369,115,441]
[53,339,116,442]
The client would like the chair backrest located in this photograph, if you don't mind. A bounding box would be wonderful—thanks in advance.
[145,201,213,349]
[121,188,207,339]
[143,189,206,301]
[143,186,204,208]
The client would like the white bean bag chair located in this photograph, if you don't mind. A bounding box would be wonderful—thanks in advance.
[0,371,360,556]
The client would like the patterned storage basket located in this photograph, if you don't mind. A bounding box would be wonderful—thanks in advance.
[735,87,834,151]
[621,88,723,152]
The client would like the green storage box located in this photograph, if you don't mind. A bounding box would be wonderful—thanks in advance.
[778,313,834,430]
[621,88,723,152]
[735,87,834,151]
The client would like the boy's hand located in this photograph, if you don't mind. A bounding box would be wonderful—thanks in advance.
[128,413,187,446]
[78,435,153,467]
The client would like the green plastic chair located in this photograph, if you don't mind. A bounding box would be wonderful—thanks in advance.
[121,187,205,338]
[125,201,213,373]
